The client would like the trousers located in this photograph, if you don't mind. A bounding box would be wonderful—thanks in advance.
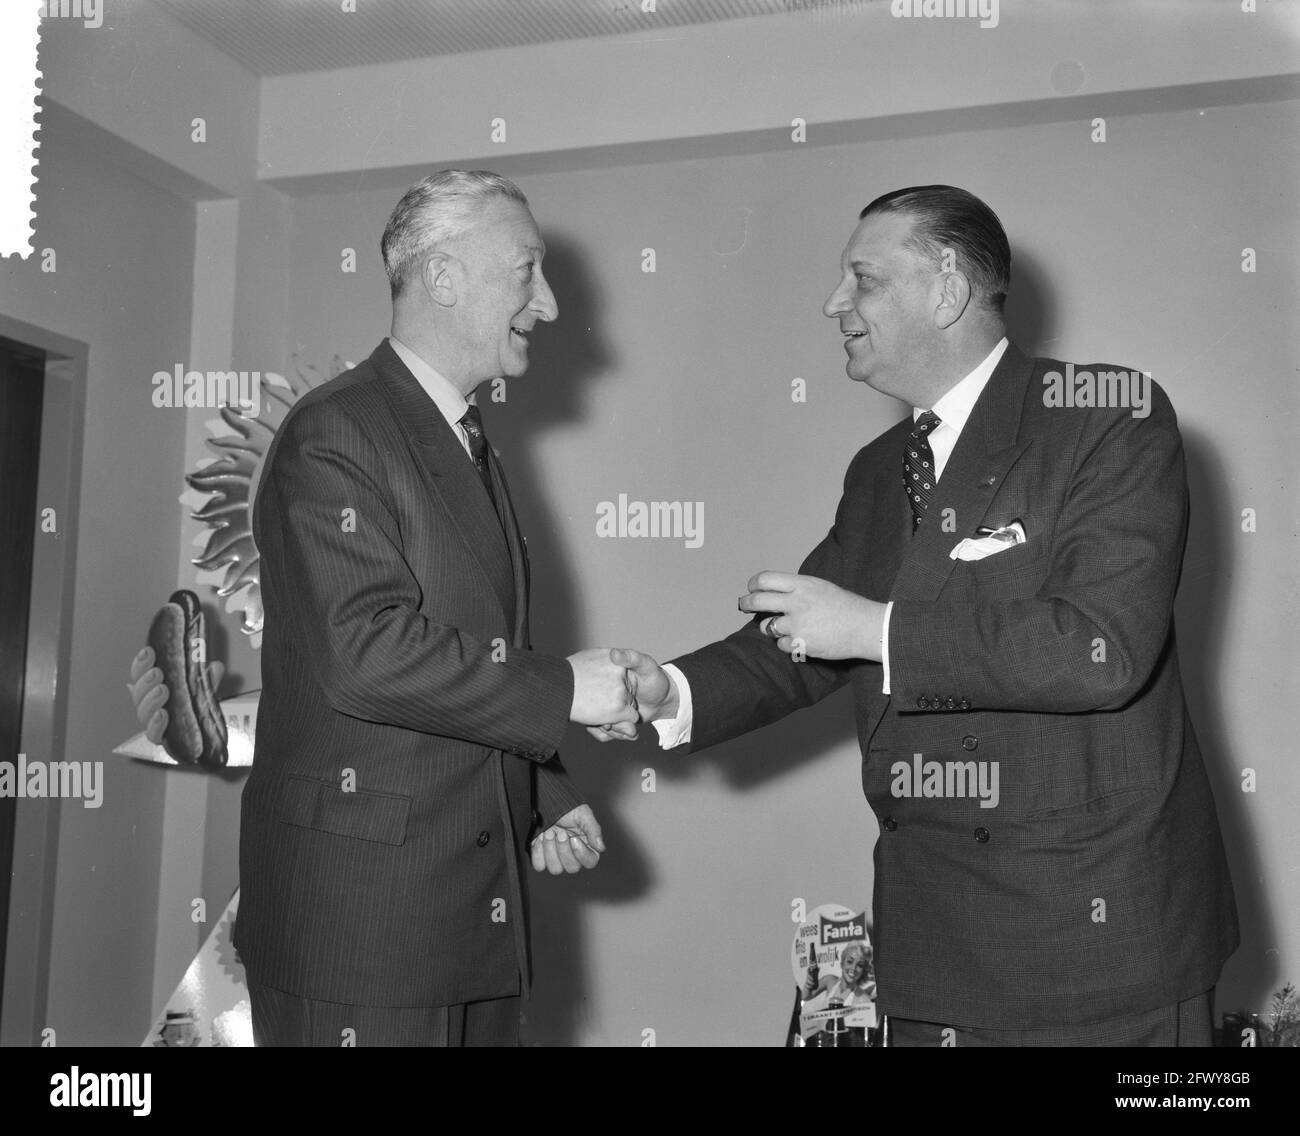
[248,982,520,1047]
[888,989,1214,1047]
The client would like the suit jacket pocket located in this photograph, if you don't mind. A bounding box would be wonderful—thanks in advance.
[1025,784,1156,825]
[279,775,412,846]
[948,541,1049,601]
[960,539,1045,578]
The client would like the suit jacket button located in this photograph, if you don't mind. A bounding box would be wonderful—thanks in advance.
[959,699,971,711]
[916,696,929,710]
[974,827,990,843]
[476,831,491,847]
[882,816,898,832]
[945,697,956,710]
[962,735,978,751]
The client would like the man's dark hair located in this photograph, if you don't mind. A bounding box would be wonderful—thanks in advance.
[859,185,1010,313]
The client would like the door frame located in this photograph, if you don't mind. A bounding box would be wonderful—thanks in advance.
[0,313,86,1047]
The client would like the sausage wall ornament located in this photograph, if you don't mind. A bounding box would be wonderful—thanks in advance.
[146,590,227,766]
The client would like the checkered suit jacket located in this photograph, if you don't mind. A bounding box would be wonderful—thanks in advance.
[672,342,1239,1029]
[235,340,582,1007]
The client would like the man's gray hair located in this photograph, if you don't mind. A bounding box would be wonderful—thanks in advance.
[381,169,529,297]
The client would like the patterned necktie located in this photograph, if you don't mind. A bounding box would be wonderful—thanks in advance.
[903,410,941,532]
[458,404,499,514]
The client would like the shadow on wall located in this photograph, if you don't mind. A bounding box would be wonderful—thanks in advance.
[487,233,638,1045]
[1177,427,1275,1016]
[1003,246,1057,357]
[502,233,871,1043]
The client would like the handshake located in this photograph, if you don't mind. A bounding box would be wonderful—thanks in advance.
[565,648,679,742]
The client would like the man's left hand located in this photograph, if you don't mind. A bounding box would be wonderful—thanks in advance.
[530,804,606,874]
[739,572,885,661]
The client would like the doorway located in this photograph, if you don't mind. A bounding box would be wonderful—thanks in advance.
[0,316,86,1045]
[0,335,45,1022]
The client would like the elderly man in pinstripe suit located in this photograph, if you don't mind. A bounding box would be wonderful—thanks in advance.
[232,171,649,1046]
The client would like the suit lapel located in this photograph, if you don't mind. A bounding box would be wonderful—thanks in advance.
[863,417,915,599]
[371,342,516,622]
[485,445,530,648]
[888,344,1036,603]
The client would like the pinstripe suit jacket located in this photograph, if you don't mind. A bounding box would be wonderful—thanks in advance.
[235,340,583,1008]
[673,342,1239,1029]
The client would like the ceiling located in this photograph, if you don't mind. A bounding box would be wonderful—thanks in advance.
[147,0,877,77]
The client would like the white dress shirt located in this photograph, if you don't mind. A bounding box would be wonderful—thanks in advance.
[655,337,1009,748]
[388,336,475,459]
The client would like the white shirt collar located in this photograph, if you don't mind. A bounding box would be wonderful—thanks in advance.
[916,337,1009,433]
[388,336,471,433]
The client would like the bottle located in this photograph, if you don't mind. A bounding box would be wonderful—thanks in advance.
[826,999,849,1047]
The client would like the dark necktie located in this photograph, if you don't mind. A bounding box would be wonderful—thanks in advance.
[458,404,499,514]
[903,410,941,532]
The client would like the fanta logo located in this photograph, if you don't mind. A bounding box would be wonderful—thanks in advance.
[820,914,865,942]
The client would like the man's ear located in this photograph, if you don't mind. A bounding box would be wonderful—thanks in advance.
[419,253,458,308]
[933,268,972,330]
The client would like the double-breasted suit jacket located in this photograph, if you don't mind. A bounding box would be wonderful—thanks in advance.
[236,340,582,1008]
[672,342,1238,1028]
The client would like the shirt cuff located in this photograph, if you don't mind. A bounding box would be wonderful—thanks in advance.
[881,601,893,695]
[651,663,693,749]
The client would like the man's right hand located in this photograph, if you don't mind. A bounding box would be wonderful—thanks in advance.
[567,647,642,728]
[127,646,225,745]
[584,648,678,743]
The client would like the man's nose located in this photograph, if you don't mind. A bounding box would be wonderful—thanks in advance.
[532,271,558,322]
[823,281,850,318]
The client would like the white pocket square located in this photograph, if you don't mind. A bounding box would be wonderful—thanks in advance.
[949,520,1027,561]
